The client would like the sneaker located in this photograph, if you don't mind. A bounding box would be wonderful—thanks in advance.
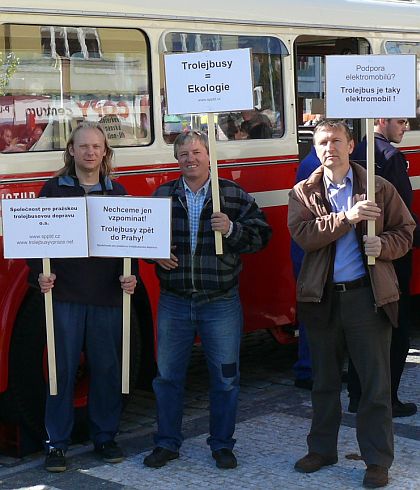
[212,448,237,469]
[294,378,313,390]
[94,440,124,463]
[45,447,66,473]
[143,447,179,468]
[392,400,417,418]
[294,452,337,473]
[363,464,388,488]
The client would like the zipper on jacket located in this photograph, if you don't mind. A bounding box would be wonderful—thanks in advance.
[367,266,379,312]
[191,196,212,292]
[178,195,198,291]
[192,196,212,292]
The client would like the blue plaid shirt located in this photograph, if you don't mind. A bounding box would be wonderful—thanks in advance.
[183,177,210,253]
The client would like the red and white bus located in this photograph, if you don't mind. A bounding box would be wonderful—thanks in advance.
[1,0,420,455]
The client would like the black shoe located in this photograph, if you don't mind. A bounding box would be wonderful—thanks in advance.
[294,378,313,390]
[348,397,360,413]
[143,447,179,468]
[363,464,388,488]
[392,400,417,418]
[212,448,237,469]
[94,440,124,463]
[45,447,66,473]
[294,452,337,473]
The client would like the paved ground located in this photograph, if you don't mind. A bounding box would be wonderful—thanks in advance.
[0,328,419,490]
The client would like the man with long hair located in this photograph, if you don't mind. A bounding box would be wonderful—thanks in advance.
[30,122,137,472]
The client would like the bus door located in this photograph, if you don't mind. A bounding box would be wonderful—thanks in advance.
[294,35,371,162]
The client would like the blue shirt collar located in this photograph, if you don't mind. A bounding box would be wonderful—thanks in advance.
[323,166,353,190]
[182,176,211,195]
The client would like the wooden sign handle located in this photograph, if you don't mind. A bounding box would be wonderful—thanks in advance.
[366,118,376,266]
[42,257,57,395]
[208,113,223,255]
[121,257,131,394]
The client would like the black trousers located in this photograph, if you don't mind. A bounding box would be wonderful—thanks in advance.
[348,252,412,403]
[305,286,393,468]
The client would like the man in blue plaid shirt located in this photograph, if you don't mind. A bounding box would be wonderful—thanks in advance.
[144,131,271,470]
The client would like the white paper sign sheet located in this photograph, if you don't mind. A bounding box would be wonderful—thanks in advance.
[165,48,254,114]
[326,54,416,118]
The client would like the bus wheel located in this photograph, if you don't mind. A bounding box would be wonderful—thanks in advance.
[9,287,48,441]
[268,325,297,345]
[8,287,142,443]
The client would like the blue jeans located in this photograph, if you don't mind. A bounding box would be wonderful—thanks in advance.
[45,301,123,450]
[153,291,243,452]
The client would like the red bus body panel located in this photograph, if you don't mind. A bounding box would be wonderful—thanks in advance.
[0,155,298,392]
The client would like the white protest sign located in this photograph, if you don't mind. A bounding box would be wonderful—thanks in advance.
[1,197,88,258]
[325,54,416,118]
[164,48,254,114]
[86,196,171,258]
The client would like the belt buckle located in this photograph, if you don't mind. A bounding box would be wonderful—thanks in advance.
[335,283,346,293]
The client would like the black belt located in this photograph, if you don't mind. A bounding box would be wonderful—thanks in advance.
[334,276,369,293]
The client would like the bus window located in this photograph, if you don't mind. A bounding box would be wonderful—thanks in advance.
[0,25,151,153]
[160,32,287,142]
[385,41,420,130]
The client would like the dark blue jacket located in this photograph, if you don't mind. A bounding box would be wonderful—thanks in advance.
[352,133,420,247]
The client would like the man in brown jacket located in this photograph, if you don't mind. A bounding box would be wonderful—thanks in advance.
[288,120,415,489]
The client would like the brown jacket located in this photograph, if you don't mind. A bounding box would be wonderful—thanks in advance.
[288,162,415,327]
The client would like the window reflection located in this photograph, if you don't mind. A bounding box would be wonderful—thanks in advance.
[161,32,287,142]
[0,24,152,153]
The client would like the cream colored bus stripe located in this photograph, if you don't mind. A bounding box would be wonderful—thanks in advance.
[251,189,290,208]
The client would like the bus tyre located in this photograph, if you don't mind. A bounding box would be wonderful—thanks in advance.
[9,287,48,441]
[8,287,142,444]
[268,326,297,345]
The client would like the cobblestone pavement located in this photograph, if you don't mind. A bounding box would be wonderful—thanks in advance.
[0,328,419,490]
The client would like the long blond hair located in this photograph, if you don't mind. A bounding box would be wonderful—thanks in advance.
[57,122,114,177]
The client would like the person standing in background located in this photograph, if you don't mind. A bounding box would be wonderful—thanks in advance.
[349,118,420,417]
[291,145,321,390]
